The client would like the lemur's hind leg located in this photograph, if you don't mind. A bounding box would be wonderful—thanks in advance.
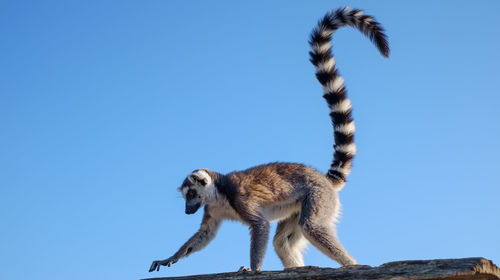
[299,188,357,266]
[273,213,307,268]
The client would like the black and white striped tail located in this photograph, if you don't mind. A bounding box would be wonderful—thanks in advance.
[309,7,389,185]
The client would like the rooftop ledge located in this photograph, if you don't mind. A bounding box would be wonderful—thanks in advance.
[143,257,499,280]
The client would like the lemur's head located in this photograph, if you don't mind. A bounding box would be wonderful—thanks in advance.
[178,169,215,215]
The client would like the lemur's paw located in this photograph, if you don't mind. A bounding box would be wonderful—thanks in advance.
[149,256,178,272]
[238,266,251,272]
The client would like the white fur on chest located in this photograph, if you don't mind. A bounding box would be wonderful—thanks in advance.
[209,201,242,221]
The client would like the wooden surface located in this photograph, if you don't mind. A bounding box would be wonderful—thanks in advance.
[143,257,500,280]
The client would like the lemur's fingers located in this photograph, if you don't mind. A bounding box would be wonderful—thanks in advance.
[149,261,158,272]
[149,259,172,272]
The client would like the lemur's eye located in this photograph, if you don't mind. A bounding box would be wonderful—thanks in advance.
[186,190,196,199]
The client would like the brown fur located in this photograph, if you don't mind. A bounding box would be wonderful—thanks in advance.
[149,6,390,273]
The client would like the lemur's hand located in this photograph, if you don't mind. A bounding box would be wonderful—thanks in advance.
[149,256,178,272]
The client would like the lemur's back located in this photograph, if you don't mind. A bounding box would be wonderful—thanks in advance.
[224,162,332,205]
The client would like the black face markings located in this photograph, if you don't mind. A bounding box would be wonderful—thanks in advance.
[186,189,197,200]
[196,177,207,186]
[189,171,209,186]
[181,177,192,188]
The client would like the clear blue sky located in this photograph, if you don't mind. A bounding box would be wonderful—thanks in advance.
[1,1,499,279]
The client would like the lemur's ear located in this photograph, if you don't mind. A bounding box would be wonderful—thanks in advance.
[189,170,211,186]
[189,175,206,186]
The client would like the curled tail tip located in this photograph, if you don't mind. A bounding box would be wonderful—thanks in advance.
[379,39,390,58]
[332,6,391,58]
[374,26,390,58]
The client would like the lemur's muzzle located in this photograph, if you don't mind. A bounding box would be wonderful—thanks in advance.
[185,201,201,214]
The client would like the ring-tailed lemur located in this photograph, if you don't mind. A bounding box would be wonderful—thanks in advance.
[149,6,389,273]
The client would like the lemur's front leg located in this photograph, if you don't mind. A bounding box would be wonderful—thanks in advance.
[249,218,270,272]
[149,210,221,272]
